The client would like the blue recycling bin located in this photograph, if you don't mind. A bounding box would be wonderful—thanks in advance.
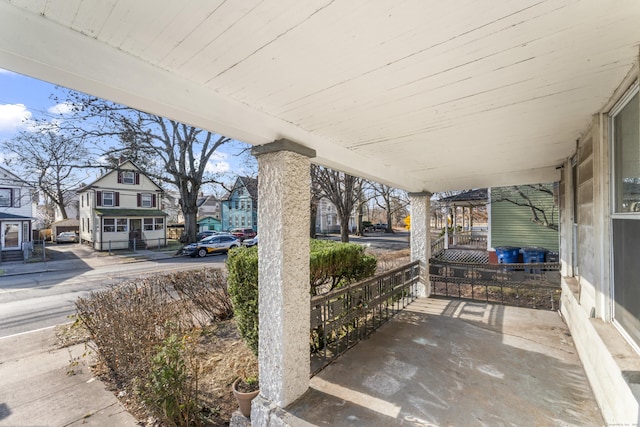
[522,247,547,273]
[495,246,520,264]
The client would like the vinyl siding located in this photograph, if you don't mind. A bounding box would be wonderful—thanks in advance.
[491,184,559,252]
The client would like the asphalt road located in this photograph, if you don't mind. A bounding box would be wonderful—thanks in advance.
[0,255,228,338]
[0,232,409,339]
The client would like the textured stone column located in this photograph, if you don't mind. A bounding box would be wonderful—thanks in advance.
[409,192,432,297]
[250,140,315,425]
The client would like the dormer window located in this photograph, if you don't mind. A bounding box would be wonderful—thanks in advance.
[118,170,140,185]
[123,171,135,184]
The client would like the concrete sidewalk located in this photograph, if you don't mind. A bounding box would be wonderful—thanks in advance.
[0,328,139,426]
[0,248,180,426]
[0,247,180,277]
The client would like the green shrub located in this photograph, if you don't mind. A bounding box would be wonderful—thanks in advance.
[226,240,377,354]
[226,246,259,356]
[310,239,377,295]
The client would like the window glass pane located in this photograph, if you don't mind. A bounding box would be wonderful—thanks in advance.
[142,194,152,207]
[123,171,135,184]
[103,218,115,232]
[614,92,640,212]
[117,218,127,232]
[155,218,164,230]
[144,218,153,231]
[0,189,11,207]
[103,192,114,207]
[613,219,640,348]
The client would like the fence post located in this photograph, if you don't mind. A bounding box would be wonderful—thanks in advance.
[108,240,112,255]
[133,238,136,252]
[42,239,46,262]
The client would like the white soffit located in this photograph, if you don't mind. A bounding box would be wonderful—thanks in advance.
[1,0,639,192]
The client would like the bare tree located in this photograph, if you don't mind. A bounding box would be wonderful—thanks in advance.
[371,183,409,233]
[53,92,238,243]
[315,167,363,242]
[1,130,88,219]
[310,164,323,238]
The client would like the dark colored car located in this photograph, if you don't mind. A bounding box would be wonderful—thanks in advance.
[182,235,240,257]
[230,228,257,241]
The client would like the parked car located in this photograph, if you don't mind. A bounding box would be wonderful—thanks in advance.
[182,234,240,257]
[243,234,258,247]
[56,231,78,243]
[230,228,257,241]
[373,223,388,231]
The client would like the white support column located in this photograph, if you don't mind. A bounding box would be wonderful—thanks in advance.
[409,192,432,298]
[250,140,315,424]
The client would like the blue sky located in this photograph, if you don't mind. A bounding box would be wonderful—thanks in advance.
[0,68,255,189]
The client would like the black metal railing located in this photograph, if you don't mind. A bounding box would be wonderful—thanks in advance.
[429,259,561,310]
[310,261,420,375]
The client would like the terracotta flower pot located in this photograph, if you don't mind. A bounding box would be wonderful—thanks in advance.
[232,378,260,418]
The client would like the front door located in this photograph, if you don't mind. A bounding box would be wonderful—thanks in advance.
[2,222,21,250]
[129,219,142,239]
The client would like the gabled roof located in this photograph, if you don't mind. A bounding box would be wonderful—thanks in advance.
[78,159,163,193]
[439,189,488,205]
[197,195,221,208]
[225,176,258,200]
[0,165,28,186]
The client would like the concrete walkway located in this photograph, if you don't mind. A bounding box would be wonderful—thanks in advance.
[0,328,138,426]
[0,247,179,426]
[285,298,603,426]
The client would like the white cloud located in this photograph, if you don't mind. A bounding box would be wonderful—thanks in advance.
[47,102,77,116]
[205,159,230,174]
[0,104,33,133]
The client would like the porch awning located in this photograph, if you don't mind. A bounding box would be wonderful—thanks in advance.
[94,209,167,217]
[0,213,34,220]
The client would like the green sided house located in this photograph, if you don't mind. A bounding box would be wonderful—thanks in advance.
[78,160,167,250]
[489,183,560,257]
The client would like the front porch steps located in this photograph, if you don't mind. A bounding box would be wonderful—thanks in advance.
[0,250,23,262]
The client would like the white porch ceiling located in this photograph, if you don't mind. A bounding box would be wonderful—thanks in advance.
[1,0,639,192]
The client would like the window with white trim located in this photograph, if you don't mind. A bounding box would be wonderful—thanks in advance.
[611,80,640,350]
[122,171,135,184]
[141,193,152,208]
[116,219,127,232]
[0,188,11,207]
[103,192,114,207]
[103,218,115,232]
[155,217,164,230]
[144,218,154,231]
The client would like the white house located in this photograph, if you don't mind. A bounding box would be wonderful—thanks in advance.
[78,160,166,250]
[0,166,34,259]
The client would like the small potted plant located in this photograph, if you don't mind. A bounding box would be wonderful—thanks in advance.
[232,374,259,418]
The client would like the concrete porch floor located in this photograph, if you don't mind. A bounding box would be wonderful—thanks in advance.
[285,297,603,426]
